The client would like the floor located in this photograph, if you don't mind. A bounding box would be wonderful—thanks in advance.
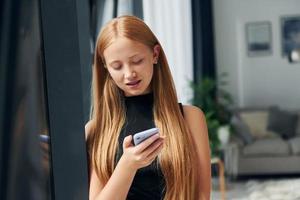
[211,178,246,200]
[211,175,300,200]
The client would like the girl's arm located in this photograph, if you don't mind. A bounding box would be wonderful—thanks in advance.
[183,105,211,200]
[89,152,136,200]
[85,121,165,200]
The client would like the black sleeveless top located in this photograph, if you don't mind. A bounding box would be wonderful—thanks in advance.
[115,92,184,200]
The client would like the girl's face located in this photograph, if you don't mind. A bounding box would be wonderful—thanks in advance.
[103,37,159,97]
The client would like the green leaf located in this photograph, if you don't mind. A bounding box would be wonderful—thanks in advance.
[189,75,233,157]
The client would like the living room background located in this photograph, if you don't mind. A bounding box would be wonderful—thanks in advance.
[213,0,300,110]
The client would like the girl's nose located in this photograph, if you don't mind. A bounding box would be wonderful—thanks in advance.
[124,67,137,79]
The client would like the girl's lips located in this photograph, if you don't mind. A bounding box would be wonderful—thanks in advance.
[126,80,141,88]
[126,80,141,85]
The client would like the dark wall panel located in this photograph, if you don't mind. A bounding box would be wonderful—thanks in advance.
[40,0,89,199]
[0,0,50,199]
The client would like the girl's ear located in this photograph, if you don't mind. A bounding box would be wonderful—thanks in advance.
[153,44,160,64]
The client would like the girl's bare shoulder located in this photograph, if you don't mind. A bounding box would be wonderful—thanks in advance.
[85,120,95,139]
[182,105,206,124]
[181,104,208,139]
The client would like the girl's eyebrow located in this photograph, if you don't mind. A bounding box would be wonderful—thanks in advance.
[108,60,121,66]
[129,53,140,58]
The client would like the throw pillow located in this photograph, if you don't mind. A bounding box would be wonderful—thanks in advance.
[296,111,300,136]
[239,111,277,139]
[288,137,300,155]
[231,115,254,144]
[267,107,298,139]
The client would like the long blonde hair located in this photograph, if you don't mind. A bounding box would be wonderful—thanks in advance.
[88,15,199,200]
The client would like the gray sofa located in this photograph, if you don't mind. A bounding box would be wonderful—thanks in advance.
[224,107,300,177]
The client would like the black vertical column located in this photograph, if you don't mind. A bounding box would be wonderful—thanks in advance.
[113,0,118,17]
[76,0,93,122]
[40,0,89,199]
[0,0,49,199]
[132,0,144,19]
[0,0,20,198]
[191,0,216,83]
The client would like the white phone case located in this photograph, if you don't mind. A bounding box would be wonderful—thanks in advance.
[133,127,159,146]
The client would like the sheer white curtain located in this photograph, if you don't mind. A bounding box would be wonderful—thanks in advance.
[143,0,194,104]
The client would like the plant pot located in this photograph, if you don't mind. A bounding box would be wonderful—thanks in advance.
[217,125,230,147]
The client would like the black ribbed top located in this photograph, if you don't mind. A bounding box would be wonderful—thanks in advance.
[115,92,166,200]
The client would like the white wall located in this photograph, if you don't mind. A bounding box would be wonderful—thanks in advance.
[213,0,300,110]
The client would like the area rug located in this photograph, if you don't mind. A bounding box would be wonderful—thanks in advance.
[236,178,300,200]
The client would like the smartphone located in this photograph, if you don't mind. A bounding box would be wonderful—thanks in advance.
[133,127,159,146]
[39,134,50,143]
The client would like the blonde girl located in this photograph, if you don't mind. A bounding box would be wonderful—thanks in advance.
[86,15,211,200]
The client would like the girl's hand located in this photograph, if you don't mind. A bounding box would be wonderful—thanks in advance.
[121,133,165,170]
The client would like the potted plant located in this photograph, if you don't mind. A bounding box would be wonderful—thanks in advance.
[189,73,233,157]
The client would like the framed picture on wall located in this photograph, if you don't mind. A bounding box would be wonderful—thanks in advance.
[245,21,272,57]
[281,15,300,56]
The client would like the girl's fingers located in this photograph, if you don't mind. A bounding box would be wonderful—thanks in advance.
[147,155,158,165]
[145,142,164,162]
[142,138,164,157]
[123,135,133,149]
[135,133,160,153]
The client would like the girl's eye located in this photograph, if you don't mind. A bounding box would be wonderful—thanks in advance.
[132,59,143,64]
[112,65,122,70]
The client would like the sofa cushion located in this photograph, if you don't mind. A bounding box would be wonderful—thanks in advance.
[267,107,298,139]
[231,115,254,144]
[239,110,278,139]
[288,137,300,155]
[296,111,300,136]
[243,138,290,156]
